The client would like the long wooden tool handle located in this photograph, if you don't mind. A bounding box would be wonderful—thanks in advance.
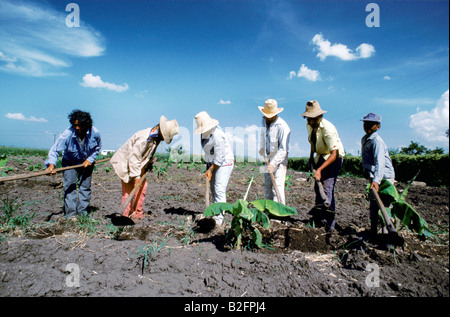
[370,187,397,233]
[265,159,282,203]
[0,158,111,182]
[119,170,149,215]
[310,161,330,207]
[205,177,210,208]
[316,179,330,207]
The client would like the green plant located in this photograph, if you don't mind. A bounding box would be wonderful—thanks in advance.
[0,196,36,233]
[26,163,44,172]
[285,175,293,191]
[0,155,14,177]
[74,214,101,235]
[153,163,168,178]
[371,174,433,238]
[135,234,172,274]
[176,216,197,245]
[204,176,297,249]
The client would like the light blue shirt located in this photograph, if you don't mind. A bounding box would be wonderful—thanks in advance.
[45,126,102,166]
[361,132,395,184]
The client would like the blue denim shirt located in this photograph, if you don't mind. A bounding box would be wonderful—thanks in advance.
[361,132,395,184]
[45,126,102,166]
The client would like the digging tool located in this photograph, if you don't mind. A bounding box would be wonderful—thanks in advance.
[205,177,210,208]
[265,159,282,203]
[105,213,135,226]
[120,171,148,221]
[0,158,111,183]
[310,161,330,209]
[370,187,404,246]
[120,157,156,220]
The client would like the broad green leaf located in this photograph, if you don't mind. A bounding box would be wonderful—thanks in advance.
[399,170,420,202]
[232,199,253,220]
[204,202,233,217]
[250,199,297,217]
[367,176,433,239]
[377,180,399,205]
[252,227,262,248]
[391,201,434,237]
[251,209,270,229]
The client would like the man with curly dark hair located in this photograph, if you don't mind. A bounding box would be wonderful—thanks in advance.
[45,110,102,218]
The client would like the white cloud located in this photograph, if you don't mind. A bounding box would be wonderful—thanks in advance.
[5,112,48,123]
[409,90,449,143]
[311,34,375,61]
[0,0,105,77]
[81,73,129,92]
[288,64,320,82]
[218,100,231,105]
[383,76,391,80]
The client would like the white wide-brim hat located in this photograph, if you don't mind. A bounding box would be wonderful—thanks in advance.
[300,100,327,118]
[258,99,284,118]
[194,111,219,134]
[159,115,179,144]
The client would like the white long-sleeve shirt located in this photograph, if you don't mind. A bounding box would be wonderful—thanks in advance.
[201,126,234,166]
[259,116,290,166]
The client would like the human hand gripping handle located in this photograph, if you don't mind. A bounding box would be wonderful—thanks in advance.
[82,160,92,168]
[45,164,56,175]
[265,159,282,204]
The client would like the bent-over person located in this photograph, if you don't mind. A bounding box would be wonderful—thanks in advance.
[110,116,179,220]
[194,111,234,226]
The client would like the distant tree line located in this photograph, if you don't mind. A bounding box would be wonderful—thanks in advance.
[390,141,446,156]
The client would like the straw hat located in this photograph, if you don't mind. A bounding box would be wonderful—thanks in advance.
[159,115,179,144]
[300,100,327,118]
[258,99,284,118]
[194,111,219,134]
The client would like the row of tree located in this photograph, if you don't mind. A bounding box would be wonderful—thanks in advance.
[388,130,449,155]
[390,141,446,155]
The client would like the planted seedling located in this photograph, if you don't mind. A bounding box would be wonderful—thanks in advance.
[369,171,434,239]
[204,176,297,249]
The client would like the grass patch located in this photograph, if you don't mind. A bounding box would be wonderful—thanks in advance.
[0,195,37,238]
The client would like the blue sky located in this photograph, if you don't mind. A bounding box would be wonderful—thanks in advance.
[0,0,448,159]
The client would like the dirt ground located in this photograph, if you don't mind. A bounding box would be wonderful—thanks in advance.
[0,156,448,298]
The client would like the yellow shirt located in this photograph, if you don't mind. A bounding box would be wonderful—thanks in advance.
[307,118,345,163]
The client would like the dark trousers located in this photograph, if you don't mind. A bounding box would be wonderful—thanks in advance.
[313,156,343,230]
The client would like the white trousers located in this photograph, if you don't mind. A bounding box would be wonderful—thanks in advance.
[210,163,234,224]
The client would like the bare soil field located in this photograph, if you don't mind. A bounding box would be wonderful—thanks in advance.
[0,156,448,298]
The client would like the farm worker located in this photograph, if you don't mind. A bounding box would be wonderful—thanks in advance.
[45,110,102,218]
[258,99,291,205]
[361,113,396,239]
[194,111,234,226]
[110,116,179,220]
[301,100,345,232]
